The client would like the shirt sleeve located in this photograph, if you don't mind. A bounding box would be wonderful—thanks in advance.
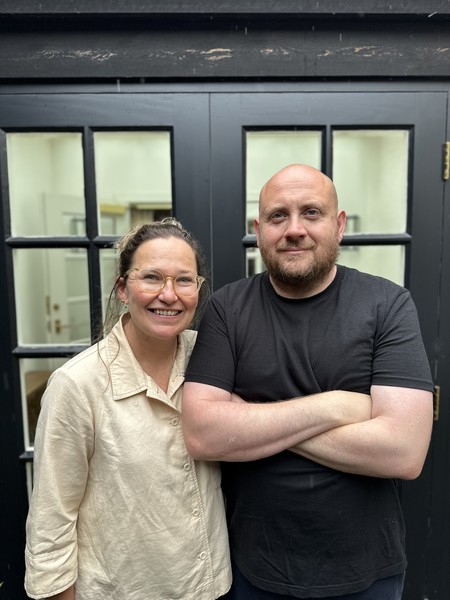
[372,288,434,391]
[25,369,95,599]
[185,294,236,392]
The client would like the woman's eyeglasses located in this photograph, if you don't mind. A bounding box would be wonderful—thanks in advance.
[126,268,205,297]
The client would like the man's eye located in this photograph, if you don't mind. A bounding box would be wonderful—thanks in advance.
[270,212,286,221]
[305,209,319,217]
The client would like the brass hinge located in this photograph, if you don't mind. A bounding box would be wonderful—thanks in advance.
[433,385,440,421]
[443,142,450,180]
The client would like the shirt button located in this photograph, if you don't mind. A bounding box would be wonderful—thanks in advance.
[183,463,191,471]
[192,509,200,517]
[170,417,179,426]
[198,551,207,560]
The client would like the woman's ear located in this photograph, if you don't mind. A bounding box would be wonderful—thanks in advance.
[116,277,128,304]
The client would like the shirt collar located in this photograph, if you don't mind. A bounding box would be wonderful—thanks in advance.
[104,315,196,404]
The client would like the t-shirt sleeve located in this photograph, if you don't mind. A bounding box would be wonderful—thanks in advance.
[185,294,236,393]
[372,288,434,391]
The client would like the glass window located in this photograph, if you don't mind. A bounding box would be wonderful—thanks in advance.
[245,130,322,275]
[100,247,119,321]
[94,131,172,235]
[246,130,321,234]
[14,248,90,345]
[245,129,408,285]
[7,133,85,237]
[338,245,405,286]
[20,357,68,447]
[332,130,409,234]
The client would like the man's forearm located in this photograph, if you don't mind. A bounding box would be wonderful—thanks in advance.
[290,387,433,479]
[182,386,371,461]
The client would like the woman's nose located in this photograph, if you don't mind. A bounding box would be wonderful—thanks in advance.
[158,277,179,301]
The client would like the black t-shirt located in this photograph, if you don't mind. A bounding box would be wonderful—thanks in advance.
[186,266,433,598]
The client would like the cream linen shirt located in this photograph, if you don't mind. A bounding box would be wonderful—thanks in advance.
[25,318,231,600]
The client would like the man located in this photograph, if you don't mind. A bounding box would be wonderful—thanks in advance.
[182,164,434,599]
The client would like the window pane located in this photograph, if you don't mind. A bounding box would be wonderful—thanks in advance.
[246,130,321,234]
[14,248,90,345]
[339,245,405,286]
[21,357,67,447]
[94,132,172,235]
[7,133,85,236]
[333,130,409,234]
[100,247,119,322]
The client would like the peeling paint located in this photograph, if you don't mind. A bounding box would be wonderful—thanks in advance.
[196,48,233,60]
[33,49,117,62]
[353,46,378,54]
[199,48,232,55]
[260,48,290,56]
[72,50,117,62]
[316,46,398,59]
[204,54,232,61]
[316,49,333,57]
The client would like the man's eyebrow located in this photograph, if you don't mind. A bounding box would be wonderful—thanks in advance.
[262,203,287,214]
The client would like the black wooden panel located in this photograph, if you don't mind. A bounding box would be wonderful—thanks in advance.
[0,0,449,15]
[0,13,450,79]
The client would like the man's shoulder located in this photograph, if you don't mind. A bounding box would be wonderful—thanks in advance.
[338,265,407,296]
[212,273,265,301]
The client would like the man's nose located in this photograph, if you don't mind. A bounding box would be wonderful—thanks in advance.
[284,216,307,238]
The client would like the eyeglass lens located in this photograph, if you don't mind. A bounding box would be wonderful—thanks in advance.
[133,270,201,295]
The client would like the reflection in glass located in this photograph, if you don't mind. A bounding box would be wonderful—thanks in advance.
[246,130,321,234]
[7,133,85,237]
[14,248,90,345]
[21,357,67,447]
[94,132,172,236]
[333,130,409,234]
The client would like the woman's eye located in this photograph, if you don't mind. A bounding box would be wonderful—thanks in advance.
[143,272,162,282]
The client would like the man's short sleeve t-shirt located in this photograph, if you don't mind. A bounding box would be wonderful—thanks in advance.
[185,266,433,598]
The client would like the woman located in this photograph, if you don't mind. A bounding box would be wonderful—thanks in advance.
[25,219,231,599]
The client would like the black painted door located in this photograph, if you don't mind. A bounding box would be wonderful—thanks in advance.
[0,89,448,600]
[209,91,448,600]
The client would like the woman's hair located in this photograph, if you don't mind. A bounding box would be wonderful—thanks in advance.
[99,218,209,338]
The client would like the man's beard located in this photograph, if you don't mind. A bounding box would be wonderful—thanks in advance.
[260,239,340,289]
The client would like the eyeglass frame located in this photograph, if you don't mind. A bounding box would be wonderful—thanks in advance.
[125,267,205,297]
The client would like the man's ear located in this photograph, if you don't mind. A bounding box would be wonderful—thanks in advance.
[254,218,260,246]
[337,210,347,242]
